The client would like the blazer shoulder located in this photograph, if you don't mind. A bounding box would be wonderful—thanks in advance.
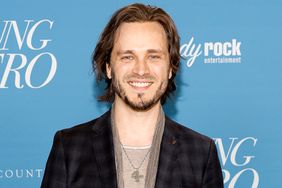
[57,110,111,137]
[166,116,213,145]
[58,118,97,136]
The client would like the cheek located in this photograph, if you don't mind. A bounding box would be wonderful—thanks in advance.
[151,64,170,79]
[114,66,130,82]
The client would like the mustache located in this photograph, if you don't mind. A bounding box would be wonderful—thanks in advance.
[124,73,156,80]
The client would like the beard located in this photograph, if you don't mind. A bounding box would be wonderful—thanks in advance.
[111,73,168,112]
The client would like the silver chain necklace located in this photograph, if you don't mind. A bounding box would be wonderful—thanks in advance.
[121,145,151,183]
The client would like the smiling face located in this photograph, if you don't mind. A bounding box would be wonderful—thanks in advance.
[107,22,172,111]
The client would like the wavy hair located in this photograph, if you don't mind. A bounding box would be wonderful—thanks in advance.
[92,3,180,104]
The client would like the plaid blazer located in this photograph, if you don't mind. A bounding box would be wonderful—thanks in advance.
[41,110,223,188]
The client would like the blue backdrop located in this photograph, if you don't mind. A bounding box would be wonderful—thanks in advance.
[1,0,281,187]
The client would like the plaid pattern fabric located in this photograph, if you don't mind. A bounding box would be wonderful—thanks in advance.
[41,110,223,188]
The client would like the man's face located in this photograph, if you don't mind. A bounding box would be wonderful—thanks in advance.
[107,22,172,111]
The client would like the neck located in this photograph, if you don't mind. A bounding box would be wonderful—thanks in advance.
[113,96,161,147]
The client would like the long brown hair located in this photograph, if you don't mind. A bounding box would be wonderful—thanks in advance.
[92,3,180,104]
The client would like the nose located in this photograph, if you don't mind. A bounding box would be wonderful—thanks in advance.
[132,59,150,76]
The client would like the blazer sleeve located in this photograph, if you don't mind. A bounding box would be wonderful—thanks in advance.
[41,131,67,188]
[202,140,224,188]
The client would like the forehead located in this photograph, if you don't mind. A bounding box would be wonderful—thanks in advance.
[112,22,168,53]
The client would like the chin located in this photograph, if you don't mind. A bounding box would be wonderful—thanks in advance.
[124,95,160,112]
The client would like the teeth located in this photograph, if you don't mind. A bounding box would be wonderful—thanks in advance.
[129,82,152,87]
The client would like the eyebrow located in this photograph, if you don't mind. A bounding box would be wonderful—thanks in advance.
[116,50,134,56]
[116,49,165,56]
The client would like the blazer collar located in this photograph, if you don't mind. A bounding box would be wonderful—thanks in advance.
[91,110,118,188]
[155,116,180,187]
[91,110,180,188]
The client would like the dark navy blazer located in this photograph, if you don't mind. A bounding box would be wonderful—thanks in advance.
[41,110,223,188]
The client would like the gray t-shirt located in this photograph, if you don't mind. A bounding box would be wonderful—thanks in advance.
[121,145,151,188]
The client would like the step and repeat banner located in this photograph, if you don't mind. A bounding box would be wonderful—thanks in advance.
[1,0,281,187]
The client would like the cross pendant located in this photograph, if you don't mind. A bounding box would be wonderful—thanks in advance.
[131,170,144,182]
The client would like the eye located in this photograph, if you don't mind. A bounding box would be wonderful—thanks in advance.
[148,55,161,61]
[121,55,134,61]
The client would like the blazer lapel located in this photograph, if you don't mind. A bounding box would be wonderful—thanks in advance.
[155,116,181,188]
[91,110,118,188]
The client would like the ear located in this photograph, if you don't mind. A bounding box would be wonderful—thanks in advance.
[106,63,112,79]
[168,68,172,79]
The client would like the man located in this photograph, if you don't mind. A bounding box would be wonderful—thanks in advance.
[41,3,223,188]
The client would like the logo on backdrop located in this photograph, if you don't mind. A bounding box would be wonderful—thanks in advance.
[0,19,57,89]
[214,137,259,188]
[0,168,43,179]
[181,37,242,67]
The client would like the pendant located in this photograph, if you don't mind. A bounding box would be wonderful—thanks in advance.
[131,170,144,182]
